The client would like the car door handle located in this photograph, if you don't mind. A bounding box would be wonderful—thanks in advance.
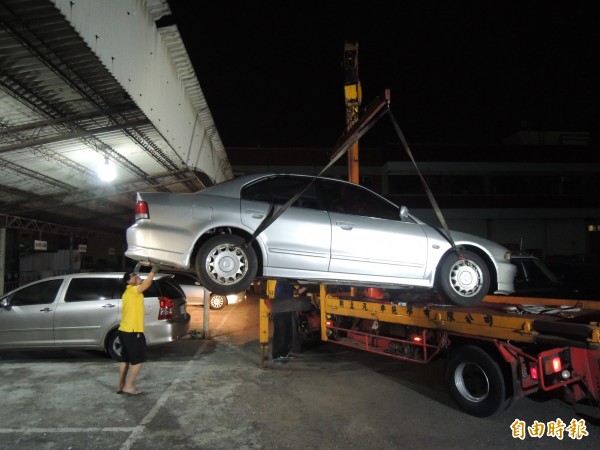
[245,209,265,219]
[102,304,117,308]
[336,221,354,230]
[39,307,52,312]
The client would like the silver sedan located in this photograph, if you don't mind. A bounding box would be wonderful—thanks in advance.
[126,174,515,306]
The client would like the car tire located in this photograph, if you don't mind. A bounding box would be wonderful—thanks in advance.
[106,329,122,361]
[445,345,511,417]
[436,250,490,306]
[196,234,258,295]
[209,294,227,310]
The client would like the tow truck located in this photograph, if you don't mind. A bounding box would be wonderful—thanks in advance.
[260,286,600,418]
[258,45,600,418]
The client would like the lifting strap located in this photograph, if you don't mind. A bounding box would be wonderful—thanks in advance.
[386,110,458,253]
[245,94,458,255]
[244,95,390,247]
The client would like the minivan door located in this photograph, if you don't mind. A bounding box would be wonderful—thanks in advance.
[53,277,122,347]
[0,279,63,348]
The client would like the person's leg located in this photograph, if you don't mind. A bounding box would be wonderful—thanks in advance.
[282,312,294,356]
[117,330,131,393]
[290,312,301,354]
[272,313,286,359]
[118,362,129,393]
[122,363,143,394]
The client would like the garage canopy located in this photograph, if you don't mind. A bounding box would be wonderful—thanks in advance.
[0,0,232,236]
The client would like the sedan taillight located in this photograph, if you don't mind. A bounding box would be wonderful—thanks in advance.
[158,297,174,320]
[135,200,149,220]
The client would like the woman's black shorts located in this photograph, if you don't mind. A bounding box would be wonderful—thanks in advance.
[119,331,147,365]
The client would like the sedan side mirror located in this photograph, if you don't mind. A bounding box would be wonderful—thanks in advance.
[1,298,11,310]
[400,206,409,221]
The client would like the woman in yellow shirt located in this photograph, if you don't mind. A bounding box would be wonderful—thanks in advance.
[117,268,157,395]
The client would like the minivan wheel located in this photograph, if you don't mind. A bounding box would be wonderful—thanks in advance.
[210,294,227,310]
[106,330,123,361]
[196,235,257,295]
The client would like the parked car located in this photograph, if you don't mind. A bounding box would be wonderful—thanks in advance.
[170,272,245,309]
[511,253,599,300]
[0,273,190,360]
[126,173,515,306]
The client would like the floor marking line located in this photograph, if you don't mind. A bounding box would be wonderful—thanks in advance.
[118,343,205,450]
[0,427,136,433]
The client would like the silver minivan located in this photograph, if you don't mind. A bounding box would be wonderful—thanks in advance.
[0,273,191,360]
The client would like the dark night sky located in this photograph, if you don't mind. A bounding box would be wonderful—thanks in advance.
[166,1,598,148]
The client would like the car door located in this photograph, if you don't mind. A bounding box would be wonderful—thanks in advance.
[0,278,64,348]
[53,277,122,346]
[240,175,331,272]
[320,179,428,279]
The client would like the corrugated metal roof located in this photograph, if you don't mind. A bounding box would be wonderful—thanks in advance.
[0,0,224,236]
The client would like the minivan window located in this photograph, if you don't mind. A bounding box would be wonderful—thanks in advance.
[10,279,63,306]
[144,279,184,299]
[64,278,121,302]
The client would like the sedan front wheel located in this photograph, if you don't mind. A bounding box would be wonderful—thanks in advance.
[196,235,257,295]
[437,250,490,306]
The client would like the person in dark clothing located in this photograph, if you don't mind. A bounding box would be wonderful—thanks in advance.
[271,279,306,361]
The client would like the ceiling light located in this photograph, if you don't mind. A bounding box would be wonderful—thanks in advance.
[98,157,116,182]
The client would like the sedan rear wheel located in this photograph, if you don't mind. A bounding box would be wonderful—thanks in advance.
[196,235,257,295]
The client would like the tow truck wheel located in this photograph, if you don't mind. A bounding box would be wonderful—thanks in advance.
[437,250,489,306]
[445,345,510,417]
[196,235,257,295]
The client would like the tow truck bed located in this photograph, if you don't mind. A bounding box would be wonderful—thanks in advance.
[322,292,600,349]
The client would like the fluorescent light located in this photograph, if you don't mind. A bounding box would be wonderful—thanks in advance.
[98,157,116,182]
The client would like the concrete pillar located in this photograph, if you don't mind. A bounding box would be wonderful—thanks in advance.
[0,228,5,294]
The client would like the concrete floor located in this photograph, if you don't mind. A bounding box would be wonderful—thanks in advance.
[0,295,599,449]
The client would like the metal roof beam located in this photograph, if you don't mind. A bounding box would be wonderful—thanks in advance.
[0,212,95,238]
[2,170,197,214]
[0,120,150,153]
[0,157,76,191]
[0,105,140,135]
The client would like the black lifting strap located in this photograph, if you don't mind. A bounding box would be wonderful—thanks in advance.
[386,110,459,254]
[244,96,390,248]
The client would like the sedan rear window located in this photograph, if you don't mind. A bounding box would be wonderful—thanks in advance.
[241,175,320,209]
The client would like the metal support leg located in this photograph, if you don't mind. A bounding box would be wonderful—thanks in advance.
[203,287,210,339]
[259,297,270,368]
